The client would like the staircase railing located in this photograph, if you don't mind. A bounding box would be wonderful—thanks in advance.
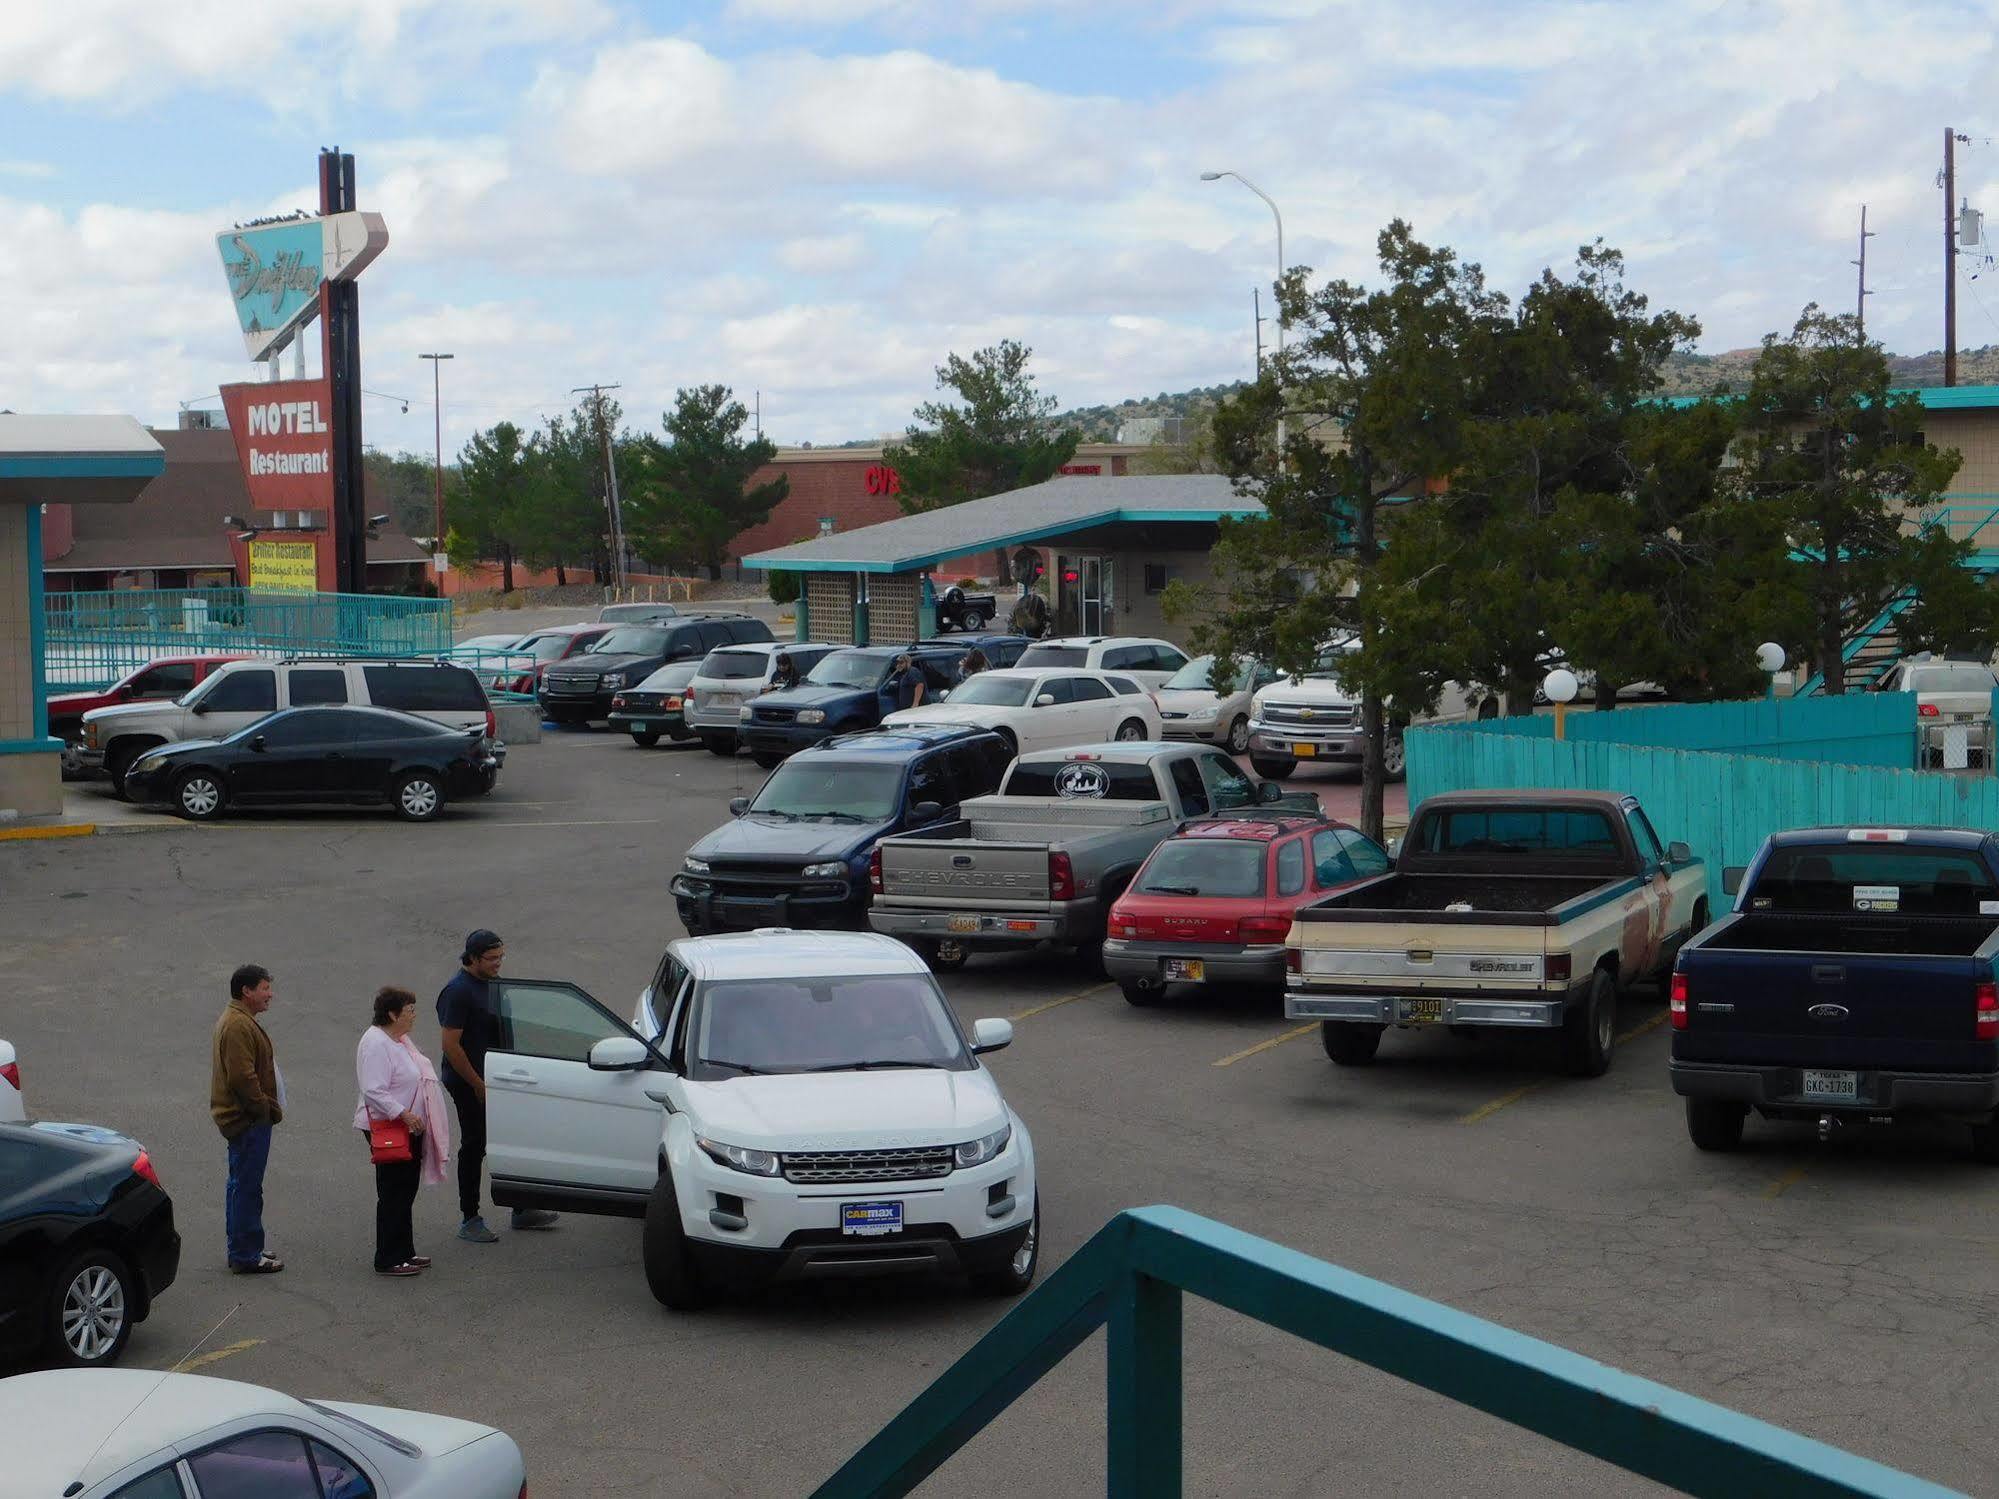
[809,1206,1960,1499]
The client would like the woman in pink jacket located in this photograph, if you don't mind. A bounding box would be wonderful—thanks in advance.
[355,987,451,1276]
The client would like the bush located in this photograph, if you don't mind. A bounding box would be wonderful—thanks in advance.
[767,570,800,605]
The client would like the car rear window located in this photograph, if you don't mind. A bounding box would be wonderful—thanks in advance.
[1017,645,1088,669]
[363,664,487,712]
[1003,760,1161,800]
[1414,808,1619,855]
[1139,839,1266,897]
[1749,843,1999,914]
[702,649,769,680]
[1909,663,1997,692]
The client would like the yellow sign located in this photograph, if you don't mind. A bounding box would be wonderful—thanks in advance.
[247,539,318,594]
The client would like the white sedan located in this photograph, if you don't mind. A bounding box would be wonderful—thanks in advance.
[6,1368,526,1498]
[883,667,1162,756]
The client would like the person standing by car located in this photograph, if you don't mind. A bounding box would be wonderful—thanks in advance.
[356,987,451,1277]
[437,931,556,1243]
[959,646,990,683]
[209,964,284,1275]
[768,651,801,693]
[894,653,928,711]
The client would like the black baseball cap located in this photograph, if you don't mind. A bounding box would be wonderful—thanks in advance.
[463,929,504,962]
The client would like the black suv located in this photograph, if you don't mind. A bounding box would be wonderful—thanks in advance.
[539,614,774,725]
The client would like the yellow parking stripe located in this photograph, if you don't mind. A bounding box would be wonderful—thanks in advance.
[1616,1011,1670,1045]
[172,1337,264,1373]
[1763,1167,1809,1199]
[1459,1081,1549,1124]
[1010,983,1111,1021]
[1212,1022,1316,1067]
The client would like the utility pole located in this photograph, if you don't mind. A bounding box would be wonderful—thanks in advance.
[1853,205,1875,337]
[572,383,626,591]
[418,353,453,549]
[1253,286,1265,374]
[1946,128,1961,387]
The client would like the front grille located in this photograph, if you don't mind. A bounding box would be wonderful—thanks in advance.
[782,1144,955,1184]
[1262,703,1355,728]
[753,706,796,723]
[547,674,600,694]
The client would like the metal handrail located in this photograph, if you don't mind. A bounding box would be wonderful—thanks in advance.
[810,1206,1961,1498]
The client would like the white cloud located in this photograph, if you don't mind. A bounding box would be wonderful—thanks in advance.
[777,233,868,274]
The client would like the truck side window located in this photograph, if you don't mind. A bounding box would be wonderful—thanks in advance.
[1337,828,1392,877]
[978,735,1014,784]
[130,661,197,698]
[1276,838,1307,896]
[1169,758,1210,817]
[201,668,276,712]
[946,743,1000,799]
[909,753,955,810]
[1198,751,1257,810]
[1624,807,1665,866]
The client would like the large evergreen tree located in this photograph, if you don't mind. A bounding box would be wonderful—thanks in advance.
[625,385,787,579]
[450,422,530,593]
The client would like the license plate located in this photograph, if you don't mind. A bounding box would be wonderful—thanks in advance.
[1954,713,1974,723]
[1294,742,1316,757]
[1402,997,1445,1024]
[842,1201,903,1237]
[631,721,649,732]
[1164,958,1205,982]
[1802,1069,1858,1101]
[948,915,980,934]
[713,692,740,706]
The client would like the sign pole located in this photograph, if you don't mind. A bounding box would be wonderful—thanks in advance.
[319,148,367,597]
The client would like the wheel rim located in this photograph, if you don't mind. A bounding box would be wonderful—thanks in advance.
[1116,720,1144,741]
[1228,716,1250,753]
[1011,1210,1037,1277]
[181,777,219,816]
[1383,736,1405,775]
[1597,991,1614,1053]
[62,1265,125,1361]
[401,779,440,817]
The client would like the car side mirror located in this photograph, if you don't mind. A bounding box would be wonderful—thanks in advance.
[909,799,943,824]
[936,689,950,701]
[190,700,210,715]
[971,1017,1013,1055]
[1035,693,1056,707]
[588,1036,652,1071]
[249,733,267,752]
[1256,780,1284,805]
[1721,866,1745,896]
[729,796,749,816]
[1666,841,1692,866]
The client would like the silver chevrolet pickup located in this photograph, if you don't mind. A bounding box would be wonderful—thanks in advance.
[868,741,1273,970]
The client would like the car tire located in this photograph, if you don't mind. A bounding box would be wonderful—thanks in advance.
[105,742,150,799]
[1686,1097,1748,1153]
[961,610,986,631]
[1320,1022,1383,1065]
[1250,754,1296,779]
[1225,715,1251,754]
[642,1173,712,1311]
[172,768,226,822]
[972,1194,1039,1297]
[752,752,784,769]
[393,771,445,822]
[1382,734,1407,783]
[631,730,661,747]
[702,734,737,757]
[1114,718,1146,742]
[1561,967,1616,1077]
[1119,977,1164,1006]
[45,1247,134,1367]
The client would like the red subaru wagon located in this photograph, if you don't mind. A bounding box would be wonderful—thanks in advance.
[1103,813,1392,1005]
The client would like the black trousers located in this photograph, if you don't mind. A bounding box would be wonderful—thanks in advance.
[373,1154,421,1270]
[445,1074,485,1222]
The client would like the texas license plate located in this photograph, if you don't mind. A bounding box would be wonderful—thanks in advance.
[948,915,980,934]
[1294,742,1317,757]
[1402,997,1445,1024]
[1164,958,1205,982]
[842,1201,903,1237]
[1802,1069,1858,1101]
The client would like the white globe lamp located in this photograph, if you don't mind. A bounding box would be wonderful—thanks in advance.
[1542,667,1579,741]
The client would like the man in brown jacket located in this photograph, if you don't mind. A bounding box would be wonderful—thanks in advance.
[211,963,284,1273]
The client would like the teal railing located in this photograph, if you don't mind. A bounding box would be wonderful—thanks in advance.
[812,1207,1958,1498]
[42,587,454,691]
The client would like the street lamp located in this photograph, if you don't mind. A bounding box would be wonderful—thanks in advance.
[1756,642,1787,701]
[418,353,454,554]
[1541,667,1580,741]
[1201,170,1286,457]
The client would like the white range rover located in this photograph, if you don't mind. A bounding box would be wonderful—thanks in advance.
[483,930,1037,1309]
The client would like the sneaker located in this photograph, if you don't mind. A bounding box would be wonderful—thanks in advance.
[375,1261,422,1276]
[510,1208,559,1231]
[407,1255,432,1269]
[457,1217,499,1244]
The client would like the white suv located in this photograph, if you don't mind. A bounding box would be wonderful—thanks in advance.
[686,641,841,756]
[1014,636,1190,689]
[481,930,1038,1308]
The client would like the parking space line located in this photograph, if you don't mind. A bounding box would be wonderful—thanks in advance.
[1763,1167,1809,1199]
[1616,1011,1670,1045]
[1459,1081,1548,1124]
[1212,1022,1316,1067]
[171,1337,264,1373]
[1010,983,1111,1021]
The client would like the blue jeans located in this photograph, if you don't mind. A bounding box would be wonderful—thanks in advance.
[225,1123,272,1267]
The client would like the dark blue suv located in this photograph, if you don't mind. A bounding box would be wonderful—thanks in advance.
[739,643,963,765]
[672,723,1014,935]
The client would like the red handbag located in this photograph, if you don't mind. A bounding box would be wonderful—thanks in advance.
[369,1116,413,1165]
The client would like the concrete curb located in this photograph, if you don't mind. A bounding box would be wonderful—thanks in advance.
[0,821,96,842]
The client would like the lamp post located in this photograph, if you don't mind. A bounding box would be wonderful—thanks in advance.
[1756,642,1787,702]
[1201,170,1285,458]
[418,353,453,553]
[1542,668,1580,741]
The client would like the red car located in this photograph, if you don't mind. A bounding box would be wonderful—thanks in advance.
[1103,813,1392,1005]
[493,623,613,696]
[48,655,245,745]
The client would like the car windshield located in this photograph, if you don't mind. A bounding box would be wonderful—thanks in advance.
[591,627,671,655]
[750,761,903,820]
[1017,644,1088,669]
[1138,840,1267,897]
[702,649,769,680]
[522,634,581,662]
[806,653,891,689]
[947,676,1034,707]
[691,974,970,1077]
[636,662,700,691]
[1910,663,1997,692]
[1163,655,1219,691]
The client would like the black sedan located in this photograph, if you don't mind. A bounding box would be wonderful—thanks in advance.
[122,705,504,823]
[608,659,701,746]
[1,1120,180,1368]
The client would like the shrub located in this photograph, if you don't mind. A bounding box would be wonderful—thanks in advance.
[767,570,800,605]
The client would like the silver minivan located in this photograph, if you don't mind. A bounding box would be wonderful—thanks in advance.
[685,642,840,755]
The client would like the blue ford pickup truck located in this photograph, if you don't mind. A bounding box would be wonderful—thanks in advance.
[1670,826,1999,1160]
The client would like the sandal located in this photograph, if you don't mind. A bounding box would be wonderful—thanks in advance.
[231,1252,285,1274]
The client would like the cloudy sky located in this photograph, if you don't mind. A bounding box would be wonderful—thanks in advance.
[3,0,1995,456]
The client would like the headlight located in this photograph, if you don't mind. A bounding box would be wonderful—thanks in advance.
[602,673,627,690]
[739,706,754,722]
[683,856,711,875]
[132,754,167,775]
[797,709,826,725]
[696,1136,782,1177]
[802,860,846,878]
[954,1122,1012,1169]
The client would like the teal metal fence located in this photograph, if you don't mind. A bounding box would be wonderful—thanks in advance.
[812,1206,1960,1498]
[1407,695,1999,910]
[42,588,454,691]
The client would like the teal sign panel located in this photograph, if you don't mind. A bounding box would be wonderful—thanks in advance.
[216,218,326,360]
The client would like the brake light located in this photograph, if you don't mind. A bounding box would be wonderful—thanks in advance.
[611,695,627,710]
[1285,945,1302,973]
[1544,953,1571,983]
[1109,910,1138,938]
[1049,851,1075,901]
[1920,703,1941,717]
[484,708,497,738]
[667,695,684,710]
[1670,971,1689,1030]
[1238,915,1292,943]
[1,1060,18,1092]
[1978,980,1999,1041]
[868,847,884,895]
[132,1151,161,1188]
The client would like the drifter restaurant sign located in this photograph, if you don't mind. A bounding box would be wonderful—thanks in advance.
[215,210,388,361]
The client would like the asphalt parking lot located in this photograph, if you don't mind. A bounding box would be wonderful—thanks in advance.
[4,728,1995,1496]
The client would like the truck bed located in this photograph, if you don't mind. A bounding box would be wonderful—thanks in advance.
[1300,872,1615,923]
[1703,912,1999,957]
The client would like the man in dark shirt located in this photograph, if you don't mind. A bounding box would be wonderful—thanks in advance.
[438,929,557,1243]
[893,654,927,712]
